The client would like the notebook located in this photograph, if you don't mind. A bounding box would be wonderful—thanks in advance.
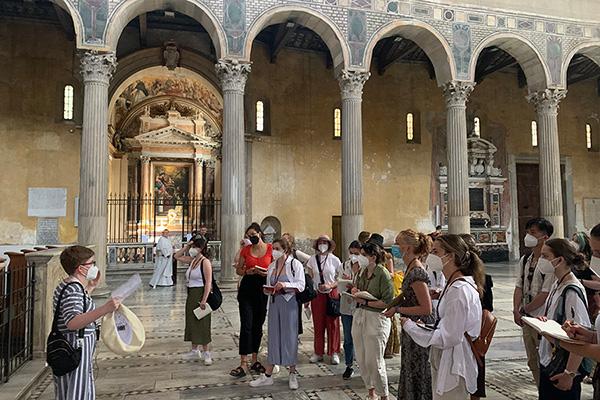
[193,305,213,320]
[522,317,585,344]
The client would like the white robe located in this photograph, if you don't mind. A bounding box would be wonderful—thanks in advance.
[149,237,174,288]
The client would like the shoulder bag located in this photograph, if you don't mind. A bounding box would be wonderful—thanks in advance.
[316,254,341,317]
[199,257,223,310]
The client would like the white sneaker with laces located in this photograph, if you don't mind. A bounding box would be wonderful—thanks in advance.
[289,372,299,390]
[203,351,213,366]
[331,353,340,365]
[249,374,274,387]
[272,365,280,374]
[182,349,201,360]
[309,354,323,363]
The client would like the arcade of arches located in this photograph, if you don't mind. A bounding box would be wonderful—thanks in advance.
[1,1,600,283]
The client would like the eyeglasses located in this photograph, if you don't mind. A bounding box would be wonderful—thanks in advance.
[80,261,95,267]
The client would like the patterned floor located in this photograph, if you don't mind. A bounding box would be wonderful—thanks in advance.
[26,262,594,400]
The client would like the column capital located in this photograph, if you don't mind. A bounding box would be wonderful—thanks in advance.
[526,88,568,115]
[194,158,205,167]
[338,69,370,100]
[215,59,251,93]
[80,51,117,85]
[443,81,475,107]
[140,155,151,164]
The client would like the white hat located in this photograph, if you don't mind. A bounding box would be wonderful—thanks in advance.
[101,304,145,355]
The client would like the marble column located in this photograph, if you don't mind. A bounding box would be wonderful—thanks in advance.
[194,158,204,199]
[338,70,370,250]
[527,89,567,238]
[139,155,151,235]
[443,81,475,234]
[215,60,250,283]
[79,51,116,283]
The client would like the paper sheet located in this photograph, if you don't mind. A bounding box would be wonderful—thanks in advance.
[522,317,584,344]
[352,291,378,301]
[111,274,142,300]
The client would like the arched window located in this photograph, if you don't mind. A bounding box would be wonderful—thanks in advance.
[531,121,538,147]
[586,123,592,150]
[473,117,481,137]
[406,113,414,142]
[333,108,341,138]
[255,100,264,133]
[63,85,74,120]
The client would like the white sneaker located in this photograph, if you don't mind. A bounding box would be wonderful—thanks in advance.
[272,365,280,374]
[309,354,323,363]
[249,374,274,387]
[289,372,299,390]
[331,353,340,365]
[182,349,201,360]
[203,351,213,366]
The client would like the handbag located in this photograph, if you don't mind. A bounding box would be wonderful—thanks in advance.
[541,284,590,377]
[315,254,341,317]
[198,257,223,310]
[290,258,317,304]
[46,282,86,377]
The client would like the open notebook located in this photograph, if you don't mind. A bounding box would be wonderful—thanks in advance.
[522,317,585,344]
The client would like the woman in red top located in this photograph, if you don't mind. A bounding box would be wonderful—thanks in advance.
[230,222,273,378]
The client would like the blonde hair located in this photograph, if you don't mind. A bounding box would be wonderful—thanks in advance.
[397,229,432,258]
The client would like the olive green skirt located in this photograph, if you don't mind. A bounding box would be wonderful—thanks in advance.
[185,287,212,345]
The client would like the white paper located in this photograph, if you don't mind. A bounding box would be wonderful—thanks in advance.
[303,306,312,320]
[337,279,353,290]
[522,317,584,344]
[111,274,142,300]
[352,291,378,301]
[193,305,213,320]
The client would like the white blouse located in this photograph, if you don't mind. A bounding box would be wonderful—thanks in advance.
[404,276,482,396]
[307,253,341,293]
[266,256,306,302]
[539,277,590,367]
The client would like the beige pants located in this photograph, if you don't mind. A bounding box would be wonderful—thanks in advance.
[430,348,468,400]
[352,308,391,397]
[522,324,541,387]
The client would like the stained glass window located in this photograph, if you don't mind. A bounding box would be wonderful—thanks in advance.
[63,85,74,120]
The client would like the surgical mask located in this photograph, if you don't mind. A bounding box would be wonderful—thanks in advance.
[272,250,284,260]
[318,244,329,254]
[349,255,359,264]
[589,256,600,276]
[537,257,556,274]
[524,234,539,248]
[356,255,369,268]
[85,264,99,281]
[189,248,200,258]
[426,254,444,272]
[243,238,252,246]
[249,236,260,245]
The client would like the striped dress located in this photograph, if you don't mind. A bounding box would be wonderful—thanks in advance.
[52,280,97,400]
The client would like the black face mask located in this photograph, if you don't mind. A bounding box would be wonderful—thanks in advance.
[249,236,260,245]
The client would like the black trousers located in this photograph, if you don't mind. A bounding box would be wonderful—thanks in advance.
[539,366,583,400]
[238,285,268,356]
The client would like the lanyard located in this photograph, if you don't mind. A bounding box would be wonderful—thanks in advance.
[433,270,466,329]
[543,271,572,317]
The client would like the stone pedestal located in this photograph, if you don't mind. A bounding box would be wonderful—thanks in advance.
[79,52,116,286]
[527,89,567,237]
[216,60,250,283]
[443,81,475,234]
[339,70,370,249]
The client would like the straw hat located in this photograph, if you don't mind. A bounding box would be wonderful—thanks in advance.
[101,304,146,355]
[313,235,336,253]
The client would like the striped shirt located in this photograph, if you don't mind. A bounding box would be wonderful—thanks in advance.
[52,281,96,336]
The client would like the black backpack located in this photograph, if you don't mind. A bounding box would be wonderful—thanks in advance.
[291,256,317,304]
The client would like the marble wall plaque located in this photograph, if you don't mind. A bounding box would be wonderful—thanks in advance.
[28,188,67,217]
[36,218,59,245]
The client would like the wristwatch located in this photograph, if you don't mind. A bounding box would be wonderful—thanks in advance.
[564,369,578,378]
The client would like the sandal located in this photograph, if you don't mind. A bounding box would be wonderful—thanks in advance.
[250,361,266,374]
[229,366,247,378]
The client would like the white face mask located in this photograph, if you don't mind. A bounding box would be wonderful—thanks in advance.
[537,257,557,274]
[349,255,359,264]
[524,234,539,248]
[85,264,99,281]
[426,254,444,272]
[272,250,284,260]
[318,244,329,254]
[189,248,200,258]
[589,256,600,276]
[356,255,369,268]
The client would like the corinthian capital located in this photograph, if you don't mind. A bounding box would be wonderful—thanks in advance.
[526,89,567,115]
[443,81,475,107]
[338,70,370,100]
[80,51,117,84]
[140,155,151,164]
[215,59,251,93]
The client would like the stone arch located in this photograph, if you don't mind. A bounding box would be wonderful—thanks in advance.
[103,0,227,59]
[51,0,86,49]
[468,33,551,92]
[243,5,351,73]
[363,20,455,86]
[561,41,600,88]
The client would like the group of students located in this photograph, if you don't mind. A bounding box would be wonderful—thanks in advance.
[513,218,600,400]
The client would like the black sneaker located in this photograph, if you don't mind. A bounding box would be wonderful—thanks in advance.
[343,366,354,380]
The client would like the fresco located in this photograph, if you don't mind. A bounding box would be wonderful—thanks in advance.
[452,23,471,79]
[154,164,191,215]
[224,0,246,54]
[546,36,562,85]
[348,10,367,66]
[78,0,109,43]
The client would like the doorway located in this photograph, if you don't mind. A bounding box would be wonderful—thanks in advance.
[332,216,342,260]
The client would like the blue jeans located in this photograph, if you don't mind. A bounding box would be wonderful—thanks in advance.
[341,314,354,367]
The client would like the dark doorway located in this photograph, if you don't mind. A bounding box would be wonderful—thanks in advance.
[332,216,342,260]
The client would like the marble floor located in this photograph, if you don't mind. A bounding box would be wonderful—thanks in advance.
[25,262,594,400]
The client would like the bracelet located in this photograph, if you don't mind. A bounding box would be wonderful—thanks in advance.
[564,369,577,378]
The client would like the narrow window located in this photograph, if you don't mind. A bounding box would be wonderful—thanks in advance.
[333,108,341,138]
[406,113,414,142]
[63,85,74,120]
[586,123,592,150]
[531,121,538,147]
[473,117,481,137]
[255,100,264,133]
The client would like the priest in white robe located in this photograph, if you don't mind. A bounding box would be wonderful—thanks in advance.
[149,229,174,288]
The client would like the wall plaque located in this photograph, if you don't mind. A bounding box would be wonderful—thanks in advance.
[36,218,59,245]
[28,188,67,217]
